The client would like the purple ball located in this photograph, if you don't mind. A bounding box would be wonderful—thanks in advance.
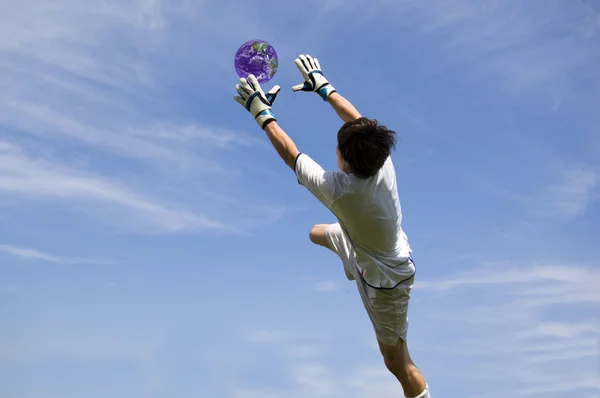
[234,39,278,84]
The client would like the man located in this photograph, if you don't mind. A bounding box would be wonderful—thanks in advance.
[234,54,430,398]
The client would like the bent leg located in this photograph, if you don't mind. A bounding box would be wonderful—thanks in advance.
[378,338,429,397]
[309,224,331,249]
[308,223,356,281]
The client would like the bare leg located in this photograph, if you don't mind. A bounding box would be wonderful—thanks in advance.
[309,224,332,249]
[311,223,426,394]
[309,222,355,280]
[378,338,428,397]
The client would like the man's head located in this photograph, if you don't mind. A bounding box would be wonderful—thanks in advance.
[336,117,397,178]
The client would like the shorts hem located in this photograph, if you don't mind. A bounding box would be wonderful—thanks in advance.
[324,225,337,254]
[376,333,405,347]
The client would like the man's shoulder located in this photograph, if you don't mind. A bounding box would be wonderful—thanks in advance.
[378,156,397,185]
[382,155,395,173]
[295,153,347,181]
[294,153,350,205]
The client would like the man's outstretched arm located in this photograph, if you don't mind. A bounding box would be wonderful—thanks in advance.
[327,92,361,123]
[233,74,299,171]
[264,121,300,170]
[234,73,337,206]
[292,54,361,123]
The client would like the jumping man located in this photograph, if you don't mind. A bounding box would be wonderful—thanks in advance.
[233,53,430,398]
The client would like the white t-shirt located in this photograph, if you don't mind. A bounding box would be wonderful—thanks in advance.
[295,153,414,289]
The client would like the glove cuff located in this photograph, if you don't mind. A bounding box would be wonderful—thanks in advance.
[318,84,336,101]
[256,109,277,129]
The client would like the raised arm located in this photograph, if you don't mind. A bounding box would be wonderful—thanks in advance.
[233,72,339,207]
[292,54,361,123]
[326,92,361,123]
[233,74,299,170]
[263,121,300,170]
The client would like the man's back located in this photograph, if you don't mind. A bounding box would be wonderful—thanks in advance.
[295,153,414,289]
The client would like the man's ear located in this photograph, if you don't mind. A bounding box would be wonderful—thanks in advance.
[342,159,352,173]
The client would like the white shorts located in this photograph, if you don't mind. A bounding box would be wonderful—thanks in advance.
[325,222,414,346]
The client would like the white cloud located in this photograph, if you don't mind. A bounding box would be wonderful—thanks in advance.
[235,262,600,398]
[231,361,401,398]
[132,123,267,150]
[419,262,600,396]
[535,164,599,218]
[0,0,291,236]
[0,243,112,265]
[231,363,355,398]
[486,162,600,220]
[291,362,340,397]
[0,0,170,87]
[371,0,600,107]
[245,329,288,345]
[419,263,600,300]
[287,345,323,360]
[244,329,329,357]
[0,324,162,363]
[523,321,599,340]
[232,389,281,398]
[315,281,337,293]
[518,377,600,396]
[0,96,261,171]
[0,142,239,233]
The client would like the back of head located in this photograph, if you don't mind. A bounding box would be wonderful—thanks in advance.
[337,117,397,179]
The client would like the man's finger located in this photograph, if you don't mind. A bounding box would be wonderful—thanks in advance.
[292,81,312,92]
[298,54,311,71]
[265,85,281,103]
[266,85,281,96]
[247,74,262,92]
[306,54,316,69]
[233,95,245,106]
[313,57,321,70]
[294,58,309,79]
[239,78,254,94]
[236,84,249,99]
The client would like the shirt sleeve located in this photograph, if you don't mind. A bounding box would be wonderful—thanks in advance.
[383,156,396,178]
[294,153,343,208]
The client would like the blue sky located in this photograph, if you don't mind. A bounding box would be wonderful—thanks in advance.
[1,0,599,397]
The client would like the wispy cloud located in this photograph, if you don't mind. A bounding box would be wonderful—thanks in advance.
[419,262,600,396]
[1,323,162,363]
[0,243,112,265]
[131,123,267,150]
[0,0,290,236]
[0,0,171,88]
[0,142,238,233]
[375,0,600,107]
[245,330,289,345]
[231,361,401,398]
[235,262,600,398]
[473,163,599,221]
[535,164,599,218]
[314,281,337,293]
[0,95,262,172]
[238,324,402,398]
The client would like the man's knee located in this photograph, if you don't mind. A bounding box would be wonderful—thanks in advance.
[379,339,412,374]
[308,224,320,243]
[382,347,402,372]
[379,339,428,397]
[309,224,329,247]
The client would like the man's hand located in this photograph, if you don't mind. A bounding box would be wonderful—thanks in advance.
[234,74,281,130]
[292,54,337,101]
